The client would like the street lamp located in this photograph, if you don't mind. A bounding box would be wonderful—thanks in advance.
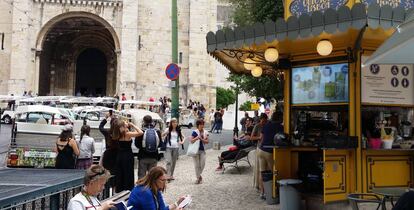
[251,66,263,77]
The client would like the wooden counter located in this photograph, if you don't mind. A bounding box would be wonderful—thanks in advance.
[271,146,355,203]
[362,149,414,193]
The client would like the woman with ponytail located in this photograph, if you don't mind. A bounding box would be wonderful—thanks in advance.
[76,125,95,169]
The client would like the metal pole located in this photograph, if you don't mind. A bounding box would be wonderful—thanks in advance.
[233,85,239,144]
[171,0,180,119]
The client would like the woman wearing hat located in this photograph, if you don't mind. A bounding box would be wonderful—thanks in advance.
[55,124,80,169]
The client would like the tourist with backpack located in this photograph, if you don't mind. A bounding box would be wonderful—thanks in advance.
[162,118,184,181]
[112,120,143,192]
[135,115,162,179]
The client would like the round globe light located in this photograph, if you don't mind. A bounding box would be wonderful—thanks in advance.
[243,58,256,70]
[264,48,279,62]
[317,40,333,56]
[251,66,263,77]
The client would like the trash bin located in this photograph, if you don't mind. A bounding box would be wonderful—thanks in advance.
[261,171,278,205]
[277,179,302,210]
[213,141,221,150]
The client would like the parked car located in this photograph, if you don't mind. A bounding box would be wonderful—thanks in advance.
[165,109,197,128]
[119,109,165,155]
[0,95,28,124]
[118,100,161,113]
[6,105,106,168]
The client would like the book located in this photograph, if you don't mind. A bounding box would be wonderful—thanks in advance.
[112,201,132,210]
[178,195,192,208]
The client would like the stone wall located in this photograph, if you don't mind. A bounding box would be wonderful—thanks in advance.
[0,1,13,95]
[0,0,218,109]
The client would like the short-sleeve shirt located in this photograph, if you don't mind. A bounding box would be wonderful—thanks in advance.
[68,193,101,210]
[192,130,205,151]
[245,125,254,136]
[252,124,264,138]
[260,121,283,153]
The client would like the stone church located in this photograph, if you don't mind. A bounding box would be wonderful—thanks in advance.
[0,0,218,107]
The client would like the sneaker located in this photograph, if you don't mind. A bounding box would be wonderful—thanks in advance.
[260,193,266,200]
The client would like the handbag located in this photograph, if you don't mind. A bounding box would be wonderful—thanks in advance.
[186,138,200,156]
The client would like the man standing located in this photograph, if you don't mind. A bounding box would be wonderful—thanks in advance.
[135,115,162,179]
[240,112,250,132]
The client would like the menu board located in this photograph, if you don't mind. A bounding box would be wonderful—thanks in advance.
[292,63,349,104]
[361,56,414,105]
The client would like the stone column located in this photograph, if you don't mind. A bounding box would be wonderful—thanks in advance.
[119,0,139,99]
[8,0,34,95]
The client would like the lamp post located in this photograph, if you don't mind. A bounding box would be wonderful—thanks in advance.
[233,84,239,145]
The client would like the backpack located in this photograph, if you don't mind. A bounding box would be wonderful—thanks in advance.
[142,128,160,153]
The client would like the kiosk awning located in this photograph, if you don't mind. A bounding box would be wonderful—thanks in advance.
[364,13,414,66]
[206,3,412,74]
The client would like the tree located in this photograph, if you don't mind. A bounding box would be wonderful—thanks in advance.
[226,0,285,101]
[227,73,283,102]
[216,87,236,109]
[239,101,253,111]
[228,0,284,27]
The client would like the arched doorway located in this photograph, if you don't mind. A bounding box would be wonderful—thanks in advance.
[37,13,118,96]
[76,48,107,96]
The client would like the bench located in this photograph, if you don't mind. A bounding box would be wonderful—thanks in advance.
[222,146,256,174]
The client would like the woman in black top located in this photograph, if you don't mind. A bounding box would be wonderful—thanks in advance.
[55,124,80,169]
[112,120,143,192]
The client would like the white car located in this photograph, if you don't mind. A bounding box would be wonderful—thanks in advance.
[7,105,105,168]
[119,109,165,154]
[166,109,197,128]
[0,95,29,124]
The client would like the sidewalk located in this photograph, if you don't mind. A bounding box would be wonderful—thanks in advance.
[159,146,277,210]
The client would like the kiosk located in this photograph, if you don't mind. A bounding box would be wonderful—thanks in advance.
[206,0,414,205]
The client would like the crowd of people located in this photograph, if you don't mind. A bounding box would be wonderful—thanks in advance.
[56,108,213,209]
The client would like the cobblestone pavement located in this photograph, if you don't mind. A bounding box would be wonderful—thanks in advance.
[159,146,278,210]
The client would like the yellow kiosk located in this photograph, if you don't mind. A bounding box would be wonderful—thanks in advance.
[207,0,414,205]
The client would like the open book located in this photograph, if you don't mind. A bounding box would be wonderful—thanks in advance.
[178,195,192,208]
[113,201,133,210]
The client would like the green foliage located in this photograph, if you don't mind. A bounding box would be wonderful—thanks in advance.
[216,87,236,109]
[239,101,253,111]
[225,0,285,102]
[228,73,283,101]
[228,0,284,27]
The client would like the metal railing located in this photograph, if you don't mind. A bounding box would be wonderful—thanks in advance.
[1,183,112,210]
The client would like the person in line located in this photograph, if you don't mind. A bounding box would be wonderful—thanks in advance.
[162,118,184,181]
[190,119,209,184]
[240,112,250,132]
[76,125,95,169]
[258,111,283,186]
[135,115,162,179]
[208,109,215,130]
[55,124,80,169]
[68,165,114,210]
[209,109,221,133]
[216,118,255,171]
[128,166,185,210]
[252,111,260,125]
[112,120,143,192]
[250,113,268,198]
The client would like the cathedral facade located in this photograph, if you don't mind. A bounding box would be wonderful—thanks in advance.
[0,0,218,107]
